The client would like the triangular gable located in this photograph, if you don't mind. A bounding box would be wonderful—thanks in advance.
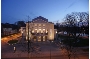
[32,16,48,23]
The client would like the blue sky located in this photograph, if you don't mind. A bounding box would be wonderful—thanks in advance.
[1,0,89,24]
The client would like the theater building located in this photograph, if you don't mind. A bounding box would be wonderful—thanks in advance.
[26,16,55,42]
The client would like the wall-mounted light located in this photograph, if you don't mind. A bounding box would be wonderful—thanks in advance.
[56,31,57,33]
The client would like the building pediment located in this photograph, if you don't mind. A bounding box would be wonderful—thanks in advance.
[32,16,48,23]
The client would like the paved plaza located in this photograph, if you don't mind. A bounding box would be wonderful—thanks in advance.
[1,36,89,59]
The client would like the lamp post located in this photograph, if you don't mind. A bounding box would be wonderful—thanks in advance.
[26,15,30,58]
[27,16,32,58]
[13,46,16,53]
[27,20,30,58]
[56,31,57,40]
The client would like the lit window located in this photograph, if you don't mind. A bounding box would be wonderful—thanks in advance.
[39,24,41,26]
[39,36,41,38]
[35,24,37,26]
[43,36,45,41]
[43,29,45,30]
[43,24,45,26]
[43,36,45,38]
[32,30,34,33]
[35,29,37,30]
[46,30,48,33]
[39,29,41,30]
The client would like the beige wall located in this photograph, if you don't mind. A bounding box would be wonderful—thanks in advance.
[47,23,54,40]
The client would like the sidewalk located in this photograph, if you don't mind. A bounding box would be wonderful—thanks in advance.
[1,47,89,58]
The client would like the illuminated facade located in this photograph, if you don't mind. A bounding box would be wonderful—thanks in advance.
[26,16,55,42]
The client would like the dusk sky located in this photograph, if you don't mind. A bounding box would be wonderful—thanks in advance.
[1,0,89,24]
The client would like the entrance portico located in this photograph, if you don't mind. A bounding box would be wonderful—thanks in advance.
[33,35,47,42]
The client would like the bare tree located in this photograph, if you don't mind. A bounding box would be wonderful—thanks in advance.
[64,12,89,25]
[65,13,77,26]
[64,12,89,34]
[61,12,89,59]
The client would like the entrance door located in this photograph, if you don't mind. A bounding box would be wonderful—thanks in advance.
[41,36,43,41]
[43,36,45,41]
[38,36,41,41]
[33,36,37,41]
[45,36,47,41]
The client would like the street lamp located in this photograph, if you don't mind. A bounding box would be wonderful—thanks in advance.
[13,46,16,53]
[56,31,58,40]
[27,16,33,58]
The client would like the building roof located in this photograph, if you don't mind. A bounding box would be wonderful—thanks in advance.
[1,23,12,28]
[32,16,48,22]
[26,16,54,24]
[1,23,18,30]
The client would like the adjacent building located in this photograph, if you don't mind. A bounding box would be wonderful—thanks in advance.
[20,27,26,37]
[1,23,18,37]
